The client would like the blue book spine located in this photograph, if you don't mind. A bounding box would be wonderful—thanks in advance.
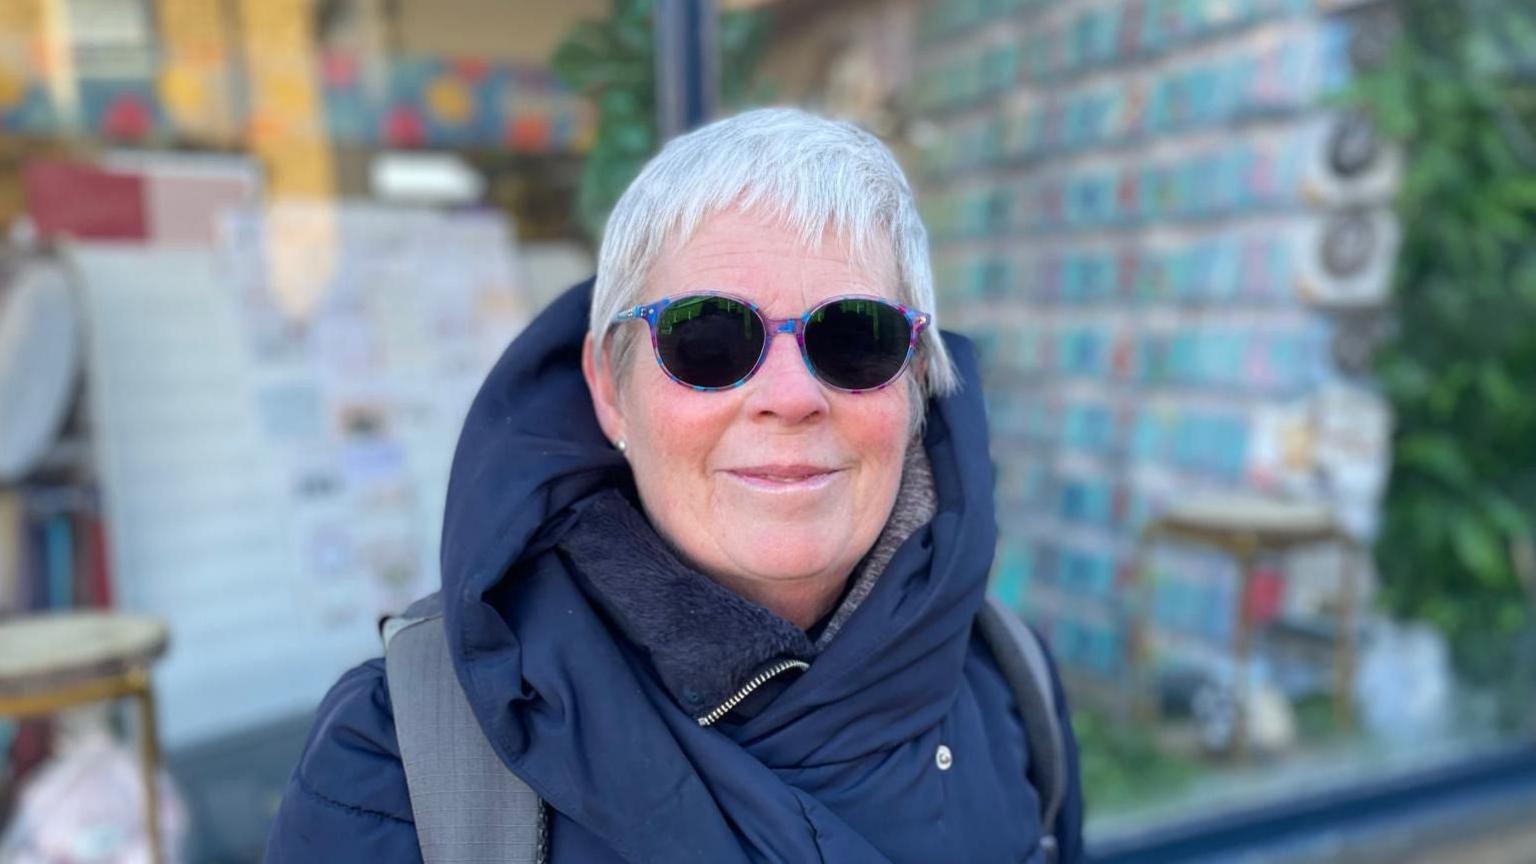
[46,516,73,609]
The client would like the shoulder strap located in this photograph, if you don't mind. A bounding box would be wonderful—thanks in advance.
[976,594,1066,864]
[383,592,546,864]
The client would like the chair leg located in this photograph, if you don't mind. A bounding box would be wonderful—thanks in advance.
[134,675,164,864]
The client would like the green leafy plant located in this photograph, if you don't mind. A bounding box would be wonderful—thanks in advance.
[1353,1,1536,699]
[1073,707,1202,815]
[551,0,772,241]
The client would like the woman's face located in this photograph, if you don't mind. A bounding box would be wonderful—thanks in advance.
[584,208,913,624]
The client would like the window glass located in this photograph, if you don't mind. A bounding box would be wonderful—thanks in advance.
[0,3,602,856]
[743,0,1536,848]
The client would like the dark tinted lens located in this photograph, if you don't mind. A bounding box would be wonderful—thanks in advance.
[655,296,765,389]
[803,299,912,390]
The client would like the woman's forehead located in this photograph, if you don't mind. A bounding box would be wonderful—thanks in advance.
[644,208,899,307]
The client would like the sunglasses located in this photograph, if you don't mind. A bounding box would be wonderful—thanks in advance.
[610,292,931,393]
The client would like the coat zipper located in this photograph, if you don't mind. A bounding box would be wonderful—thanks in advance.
[696,659,810,727]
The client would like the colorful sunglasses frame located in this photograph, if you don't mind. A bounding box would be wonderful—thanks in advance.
[611,291,931,393]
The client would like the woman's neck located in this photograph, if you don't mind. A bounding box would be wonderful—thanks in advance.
[700,569,848,631]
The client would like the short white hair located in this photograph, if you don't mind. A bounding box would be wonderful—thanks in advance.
[589,106,961,404]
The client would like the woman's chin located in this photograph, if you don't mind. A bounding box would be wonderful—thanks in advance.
[724,531,850,584]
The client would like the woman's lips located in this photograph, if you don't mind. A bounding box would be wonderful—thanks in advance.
[725,465,843,492]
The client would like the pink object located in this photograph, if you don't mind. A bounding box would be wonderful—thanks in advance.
[23,161,148,241]
[322,52,359,88]
[385,105,425,147]
[102,95,153,141]
[0,729,188,863]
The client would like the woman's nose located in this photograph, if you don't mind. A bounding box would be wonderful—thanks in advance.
[742,332,828,424]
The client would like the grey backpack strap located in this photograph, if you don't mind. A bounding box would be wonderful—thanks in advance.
[383,592,547,864]
[977,595,1066,864]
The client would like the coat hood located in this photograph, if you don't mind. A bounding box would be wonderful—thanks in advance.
[437,278,1016,861]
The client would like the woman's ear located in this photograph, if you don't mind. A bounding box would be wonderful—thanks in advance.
[582,332,624,444]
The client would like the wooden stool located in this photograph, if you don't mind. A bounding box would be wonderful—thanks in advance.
[1132,494,1359,756]
[0,612,170,863]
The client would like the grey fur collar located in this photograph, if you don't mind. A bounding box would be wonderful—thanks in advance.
[816,439,936,648]
[556,439,937,717]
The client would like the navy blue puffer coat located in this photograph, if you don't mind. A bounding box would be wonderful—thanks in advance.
[263,280,1085,863]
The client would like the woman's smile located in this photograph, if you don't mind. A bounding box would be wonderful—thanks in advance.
[723,464,845,493]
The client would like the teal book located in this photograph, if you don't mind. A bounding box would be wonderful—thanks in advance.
[46,515,73,609]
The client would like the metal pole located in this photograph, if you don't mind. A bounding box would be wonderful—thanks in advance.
[654,0,719,141]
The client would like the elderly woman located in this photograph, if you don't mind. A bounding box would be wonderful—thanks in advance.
[265,107,1083,863]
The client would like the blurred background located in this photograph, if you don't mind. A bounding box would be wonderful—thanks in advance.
[0,0,1532,861]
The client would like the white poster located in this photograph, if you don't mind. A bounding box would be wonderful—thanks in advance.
[77,202,528,746]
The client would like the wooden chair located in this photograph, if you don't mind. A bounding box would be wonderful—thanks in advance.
[0,612,170,863]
